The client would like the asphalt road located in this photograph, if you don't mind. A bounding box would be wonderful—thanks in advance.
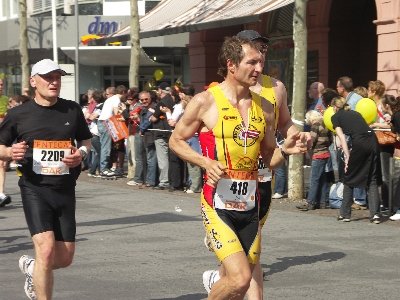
[1,170,399,299]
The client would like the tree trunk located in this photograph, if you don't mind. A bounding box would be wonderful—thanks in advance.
[19,0,30,94]
[288,0,308,200]
[129,0,140,88]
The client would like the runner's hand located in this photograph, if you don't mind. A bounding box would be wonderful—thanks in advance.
[62,145,83,168]
[204,159,226,187]
[282,131,308,155]
[10,141,28,161]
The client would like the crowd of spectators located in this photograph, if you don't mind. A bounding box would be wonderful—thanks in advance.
[81,82,203,193]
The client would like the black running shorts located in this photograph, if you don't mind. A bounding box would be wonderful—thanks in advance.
[19,180,76,242]
[258,181,272,227]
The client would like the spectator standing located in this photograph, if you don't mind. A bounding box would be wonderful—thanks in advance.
[354,86,368,98]
[122,88,141,184]
[369,80,392,212]
[135,91,157,187]
[181,84,203,193]
[82,88,98,171]
[150,82,175,190]
[336,76,367,206]
[86,90,105,177]
[161,87,185,191]
[297,110,332,210]
[331,96,380,223]
[0,78,11,207]
[307,82,326,113]
[379,95,400,220]
[0,59,92,299]
[97,85,127,177]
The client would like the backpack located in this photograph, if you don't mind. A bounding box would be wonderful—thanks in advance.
[329,182,343,209]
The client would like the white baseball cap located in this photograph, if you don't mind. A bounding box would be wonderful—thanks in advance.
[31,59,67,77]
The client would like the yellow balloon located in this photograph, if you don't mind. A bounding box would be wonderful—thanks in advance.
[355,98,377,124]
[323,107,336,132]
[154,69,163,81]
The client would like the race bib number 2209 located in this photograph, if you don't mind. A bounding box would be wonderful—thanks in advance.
[32,140,71,175]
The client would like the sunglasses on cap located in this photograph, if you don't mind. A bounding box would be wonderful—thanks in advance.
[260,44,268,54]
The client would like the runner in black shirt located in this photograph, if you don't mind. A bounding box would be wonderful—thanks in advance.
[0,59,91,300]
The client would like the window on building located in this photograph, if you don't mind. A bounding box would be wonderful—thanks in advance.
[0,0,7,20]
[10,0,19,18]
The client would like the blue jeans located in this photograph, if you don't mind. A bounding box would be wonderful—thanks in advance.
[89,135,100,175]
[98,121,112,172]
[273,163,287,195]
[154,138,169,187]
[133,134,157,186]
[307,158,328,204]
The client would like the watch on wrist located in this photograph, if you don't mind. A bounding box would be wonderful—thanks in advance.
[79,147,88,161]
[281,149,289,160]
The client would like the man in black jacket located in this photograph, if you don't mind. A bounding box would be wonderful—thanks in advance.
[150,82,175,190]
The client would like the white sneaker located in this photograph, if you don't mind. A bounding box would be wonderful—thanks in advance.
[185,189,194,194]
[202,270,220,294]
[127,180,140,186]
[390,210,400,221]
[19,255,36,300]
[110,167,116,172]
[272,193,283,199]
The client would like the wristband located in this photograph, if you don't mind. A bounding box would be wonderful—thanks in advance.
[281,149,289,160]
[79,146,88,161]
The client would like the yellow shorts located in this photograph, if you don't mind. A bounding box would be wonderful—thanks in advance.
[201,184,260,264]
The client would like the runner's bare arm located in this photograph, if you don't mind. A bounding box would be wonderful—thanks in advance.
[0,141,28,161]
[169,92,226,185]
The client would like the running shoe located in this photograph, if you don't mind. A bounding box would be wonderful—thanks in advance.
[100,169,115,177]
[202,270,219,294]
[271,193,283,199]
[389,210,400,221]
[19,255,36,300]
[0,195,11,207]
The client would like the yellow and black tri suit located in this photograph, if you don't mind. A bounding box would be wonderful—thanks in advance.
[258,75,279,227]
[199,85,266,264]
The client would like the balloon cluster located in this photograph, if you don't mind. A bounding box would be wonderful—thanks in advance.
[323,98,377,132]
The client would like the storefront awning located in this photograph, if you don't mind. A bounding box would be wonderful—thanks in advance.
[61,46,168,66]
[89,0,294,45]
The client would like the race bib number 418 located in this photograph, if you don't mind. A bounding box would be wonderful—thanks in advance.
[32,140,71,175]
[214,170,258,211]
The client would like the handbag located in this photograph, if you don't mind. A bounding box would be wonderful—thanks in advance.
[375,109,397,145]
[375,130,397,145]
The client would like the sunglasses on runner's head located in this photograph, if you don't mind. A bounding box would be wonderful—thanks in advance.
[260,44,268,54]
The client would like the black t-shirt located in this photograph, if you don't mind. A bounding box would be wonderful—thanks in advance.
[391,111,400,133]
[331,109,371,137]
[152,94,175,139]
[0,98,92,189]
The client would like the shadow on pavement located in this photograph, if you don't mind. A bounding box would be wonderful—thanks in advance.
[151,293,207,300]
[262,251,346,278]
[77,212,201,227]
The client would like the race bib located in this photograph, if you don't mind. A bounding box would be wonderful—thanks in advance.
[32,140,71,175]
[214,170,257,211]
[257,157,272,182]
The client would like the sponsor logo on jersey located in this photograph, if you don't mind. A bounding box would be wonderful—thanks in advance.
[232,124,260,147]
[223,115,238,121]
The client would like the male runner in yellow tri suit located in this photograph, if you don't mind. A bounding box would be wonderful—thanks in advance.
[170,36,308,300]
[201,31,311,300]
